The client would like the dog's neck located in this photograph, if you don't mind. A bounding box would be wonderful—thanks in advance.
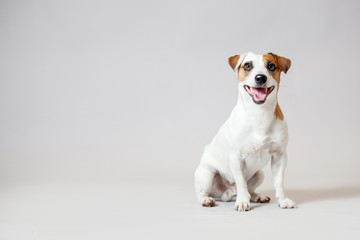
[235,84,278,129]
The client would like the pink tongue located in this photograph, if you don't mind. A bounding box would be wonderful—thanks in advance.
[252,88,267,101]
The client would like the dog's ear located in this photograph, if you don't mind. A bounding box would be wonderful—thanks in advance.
[268,52,291,74]
[228,53,248,72]
[228,55,240,71]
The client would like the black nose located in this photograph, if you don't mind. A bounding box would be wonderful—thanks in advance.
[255,74,267,85]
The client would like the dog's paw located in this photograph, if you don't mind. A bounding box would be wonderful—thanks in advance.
[278,198,297,209]
[202,197,216,207]
[250,194,271,203]
[234,201,251,212]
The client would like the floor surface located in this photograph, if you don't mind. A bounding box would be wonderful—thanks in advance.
[1,180,359,240]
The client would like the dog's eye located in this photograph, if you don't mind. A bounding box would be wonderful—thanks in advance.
[244,63,252,71]
[268,63,276,72]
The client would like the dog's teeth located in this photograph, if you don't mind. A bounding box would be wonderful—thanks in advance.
[250,87,253,93]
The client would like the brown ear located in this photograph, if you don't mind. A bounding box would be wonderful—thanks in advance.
[228,55,240,71]
[268,52,291,74]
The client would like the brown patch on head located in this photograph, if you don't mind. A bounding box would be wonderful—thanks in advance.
[228,55,240,71]
[274,103,284,120]
[263,52,290,120]
[268,52,291,74]
[228,54,252,82]
[263,54,281,84]
[237,62,252,82]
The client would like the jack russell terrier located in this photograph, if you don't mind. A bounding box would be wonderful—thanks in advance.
[194,52,297,211]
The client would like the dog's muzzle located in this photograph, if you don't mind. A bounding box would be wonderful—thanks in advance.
[244,85,275,104]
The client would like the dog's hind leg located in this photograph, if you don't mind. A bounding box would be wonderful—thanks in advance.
[194,164,216,207]
[247,170,271,203]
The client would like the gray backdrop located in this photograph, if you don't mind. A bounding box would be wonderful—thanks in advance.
[1,0,360,189]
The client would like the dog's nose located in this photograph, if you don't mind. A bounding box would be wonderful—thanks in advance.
[255,74,267,85]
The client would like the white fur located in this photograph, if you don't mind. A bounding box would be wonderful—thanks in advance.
[194,52,296,211]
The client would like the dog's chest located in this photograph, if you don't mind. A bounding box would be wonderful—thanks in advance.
[238,130,282,174]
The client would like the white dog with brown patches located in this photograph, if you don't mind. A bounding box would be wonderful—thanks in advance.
[194,52,297,211]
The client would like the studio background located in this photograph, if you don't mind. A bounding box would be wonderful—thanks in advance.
[1,0,360,239]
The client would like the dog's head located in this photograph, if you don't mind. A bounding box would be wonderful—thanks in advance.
[228,52,291,105]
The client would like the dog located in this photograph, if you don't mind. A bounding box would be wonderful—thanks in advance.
[194,52,297,211]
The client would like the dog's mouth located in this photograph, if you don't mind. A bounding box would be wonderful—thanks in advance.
[244,85,275,104]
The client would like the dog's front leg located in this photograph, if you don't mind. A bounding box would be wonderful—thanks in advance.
[230,152,250,211]
[271,152,297,209]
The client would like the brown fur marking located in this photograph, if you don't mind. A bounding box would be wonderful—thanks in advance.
[268,52,291,74]
[274,103,284,120]
[237,62,252,82]
[263,54,281,84]
[228,55,240,71]
[263,53,290,120]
